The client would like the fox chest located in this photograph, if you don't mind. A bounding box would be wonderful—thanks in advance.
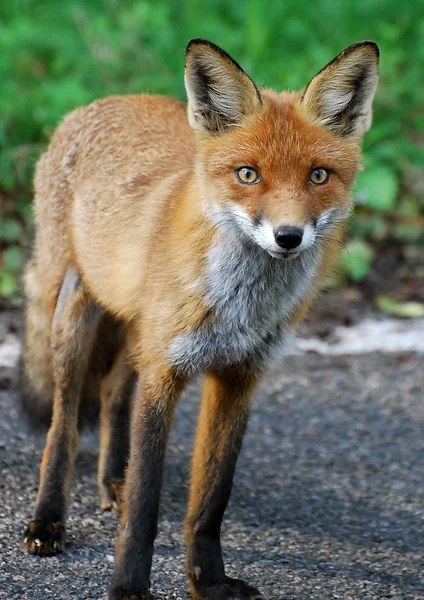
[168,239,318,374]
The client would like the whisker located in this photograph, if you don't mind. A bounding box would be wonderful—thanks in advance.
[206,209,260,229]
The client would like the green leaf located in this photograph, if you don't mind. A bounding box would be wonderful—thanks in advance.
[376,296,424,318]
[355,166,399,212]
[0,219,23,242]
[0,271,18,297]
[340,240,374,281]
[2,246,23,271]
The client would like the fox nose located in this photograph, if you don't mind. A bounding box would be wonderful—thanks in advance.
[274,227,304,250]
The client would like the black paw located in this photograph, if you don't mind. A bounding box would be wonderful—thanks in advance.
[191,576,263,600]
[21,519,66,556]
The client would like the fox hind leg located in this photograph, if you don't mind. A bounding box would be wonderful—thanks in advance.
[21,266,102,556]
[98,343,136,511]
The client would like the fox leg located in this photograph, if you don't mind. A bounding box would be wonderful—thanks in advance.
[108,365,186,600]
[98,343,136,511]
[185,368,263,600]
[21,266,102,556]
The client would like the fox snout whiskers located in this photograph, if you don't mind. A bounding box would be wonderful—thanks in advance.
[222,206,321,260]
[252,218,317,260]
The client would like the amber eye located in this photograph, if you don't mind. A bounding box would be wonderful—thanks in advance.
[236,166,260,184]
[309,168,331,185]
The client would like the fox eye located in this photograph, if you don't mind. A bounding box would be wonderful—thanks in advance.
[236,166,260,184]
[309,168,331,185]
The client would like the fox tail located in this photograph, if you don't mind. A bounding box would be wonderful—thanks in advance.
[17,253,126,428]
[17,254,55,426]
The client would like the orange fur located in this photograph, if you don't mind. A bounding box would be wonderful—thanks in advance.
[34,91,358,355]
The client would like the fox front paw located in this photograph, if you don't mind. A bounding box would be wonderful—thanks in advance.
[21,519,65,556]
[191,576,263,600]
[100,479,124,511]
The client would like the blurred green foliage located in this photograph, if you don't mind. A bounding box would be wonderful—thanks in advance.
[1,0,423,297]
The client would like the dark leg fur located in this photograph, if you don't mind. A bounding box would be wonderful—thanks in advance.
[98,344,136,510]
[22,267,102,556]
[185,368,263,600]
[108,368,186,599]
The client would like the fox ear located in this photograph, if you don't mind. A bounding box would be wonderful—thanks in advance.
[301,41,379,138]
[185,39,262,133]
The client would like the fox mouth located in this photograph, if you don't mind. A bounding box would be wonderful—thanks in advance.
[266,249,301,260]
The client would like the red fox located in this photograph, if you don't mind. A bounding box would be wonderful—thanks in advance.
[20,39,379,599]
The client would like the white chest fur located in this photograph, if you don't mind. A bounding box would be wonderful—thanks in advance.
[168,227,320,374]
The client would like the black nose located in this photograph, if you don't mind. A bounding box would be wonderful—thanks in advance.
[274,227,303,250]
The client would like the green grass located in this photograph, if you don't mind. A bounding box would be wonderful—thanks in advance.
[1,0,423,296]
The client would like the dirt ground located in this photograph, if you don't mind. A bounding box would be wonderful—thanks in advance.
[1,289,423,600]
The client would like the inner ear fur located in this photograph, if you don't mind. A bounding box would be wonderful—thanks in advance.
[185,38,262,133]
[301,41,379,138]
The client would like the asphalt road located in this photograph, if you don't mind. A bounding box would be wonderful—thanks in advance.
[1,349,423,600]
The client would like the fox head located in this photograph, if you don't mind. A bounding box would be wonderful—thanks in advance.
[185,39,379,260]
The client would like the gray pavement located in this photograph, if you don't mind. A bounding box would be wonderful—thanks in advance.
[1,350,423,599]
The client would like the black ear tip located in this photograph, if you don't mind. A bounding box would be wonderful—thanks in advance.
[348,40,380,60]
[186,38,208,54]
[361,40,380,59]
[186,38,222,56]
